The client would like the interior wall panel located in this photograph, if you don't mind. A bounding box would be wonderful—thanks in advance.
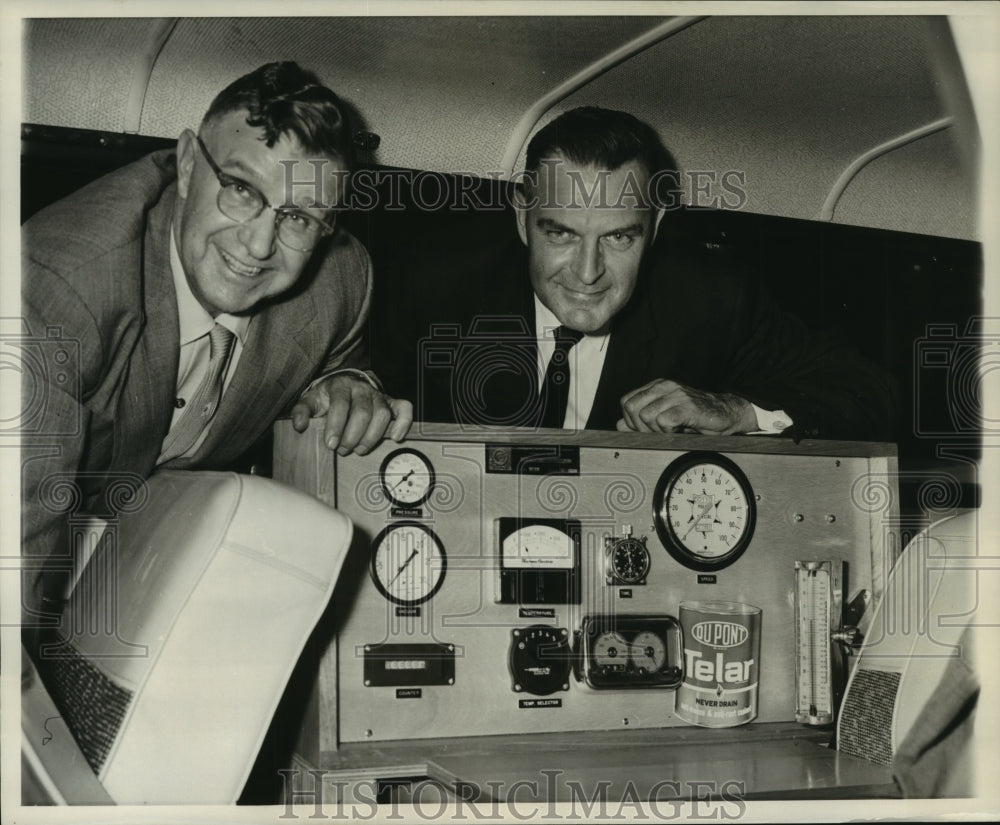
[22,15,975,240]
[834,128,975,240]
[139,16,666,172]
[23,18,162,133]
[528,16,971,239]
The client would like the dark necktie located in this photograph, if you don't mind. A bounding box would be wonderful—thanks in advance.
[540,326,584,429]
[159,323,236,462]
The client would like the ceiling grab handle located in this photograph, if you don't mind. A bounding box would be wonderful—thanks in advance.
[123,17,179,135]
[500,16,705,179]
[818,117,954,222]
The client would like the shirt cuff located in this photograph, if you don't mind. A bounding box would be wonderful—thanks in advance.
[749,404,793,435]
[304,368,384,396]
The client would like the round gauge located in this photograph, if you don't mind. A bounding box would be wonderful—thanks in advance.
[509,626,571,696]
[370,522,447,605]
[379,448,435,507]
[652,452,756,571]
[630,631,667,673]
[607,537,651,585]
[592,631,628,667]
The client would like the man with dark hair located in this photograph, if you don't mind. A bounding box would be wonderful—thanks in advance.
[379,105,895,439]
[21,62,412,632]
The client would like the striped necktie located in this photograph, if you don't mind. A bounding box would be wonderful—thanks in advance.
[540,326,584,429]
[159,323,236,462]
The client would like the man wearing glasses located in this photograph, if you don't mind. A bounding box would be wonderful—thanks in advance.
[20,62,412,632]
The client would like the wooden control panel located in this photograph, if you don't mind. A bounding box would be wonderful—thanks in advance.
[273,421,899,801]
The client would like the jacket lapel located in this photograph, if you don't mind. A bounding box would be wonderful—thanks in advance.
[586,285,658,430]
[111,187,180,475]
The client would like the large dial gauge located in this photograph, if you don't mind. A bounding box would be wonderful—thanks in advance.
[370,522,447,605]
[653,452,756,571]
[379,448,435,507]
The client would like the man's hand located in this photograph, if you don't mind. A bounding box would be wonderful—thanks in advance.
[617,379,758,435]
[291,373,413,455]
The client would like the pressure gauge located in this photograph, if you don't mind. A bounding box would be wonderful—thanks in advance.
[370,522,447,605]
[379,448,435,507]
[653,452,756,571]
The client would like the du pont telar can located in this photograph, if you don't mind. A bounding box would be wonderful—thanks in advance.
[676,601,761,727]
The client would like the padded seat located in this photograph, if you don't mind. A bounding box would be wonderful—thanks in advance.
[27,470,352,804]
[837,511,979,796]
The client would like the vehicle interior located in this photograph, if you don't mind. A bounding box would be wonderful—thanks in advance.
[13,9,993,817]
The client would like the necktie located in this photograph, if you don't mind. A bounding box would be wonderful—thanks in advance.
[159,324,236,462]
[540,326,584,429]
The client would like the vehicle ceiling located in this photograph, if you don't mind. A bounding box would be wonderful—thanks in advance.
[23,15,978,240]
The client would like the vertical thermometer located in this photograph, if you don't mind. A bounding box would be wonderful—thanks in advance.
[794,560,845,725]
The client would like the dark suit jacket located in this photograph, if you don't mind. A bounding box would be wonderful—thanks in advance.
[375,234,897,441]
[21,149,373,620]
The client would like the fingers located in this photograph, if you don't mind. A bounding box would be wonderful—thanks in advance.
[620,379,684,432]
[619,380,753,435]
[298,374,414,455]
[388,398,414,442]
[290,399,315,432]
[322,378,359,452]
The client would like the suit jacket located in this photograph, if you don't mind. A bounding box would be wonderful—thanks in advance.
[21,149,373,620]
[375,233,897,441]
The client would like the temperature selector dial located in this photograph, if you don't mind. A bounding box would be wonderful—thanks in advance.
[508,626,571,696]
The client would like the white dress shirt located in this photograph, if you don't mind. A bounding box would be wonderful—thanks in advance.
[156,230,250,464]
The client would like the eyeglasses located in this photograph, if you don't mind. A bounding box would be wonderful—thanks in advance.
[196,136,336,252]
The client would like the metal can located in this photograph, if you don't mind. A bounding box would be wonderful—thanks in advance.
[675,601,761,727]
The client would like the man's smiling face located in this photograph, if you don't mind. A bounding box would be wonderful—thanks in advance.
[174,109,343,317]
[516,155,659,335]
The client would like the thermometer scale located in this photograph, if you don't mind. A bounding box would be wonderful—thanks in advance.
[794,560,858,725]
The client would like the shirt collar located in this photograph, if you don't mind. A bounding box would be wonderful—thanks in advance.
[533,295,563,341]
[169,226,251,346]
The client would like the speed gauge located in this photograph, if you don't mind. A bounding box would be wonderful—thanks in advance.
[653,452,756,571]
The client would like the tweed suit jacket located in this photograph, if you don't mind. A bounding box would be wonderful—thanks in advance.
[21,149,373,620]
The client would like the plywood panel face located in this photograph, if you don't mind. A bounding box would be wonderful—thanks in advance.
[302,430,892,743]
